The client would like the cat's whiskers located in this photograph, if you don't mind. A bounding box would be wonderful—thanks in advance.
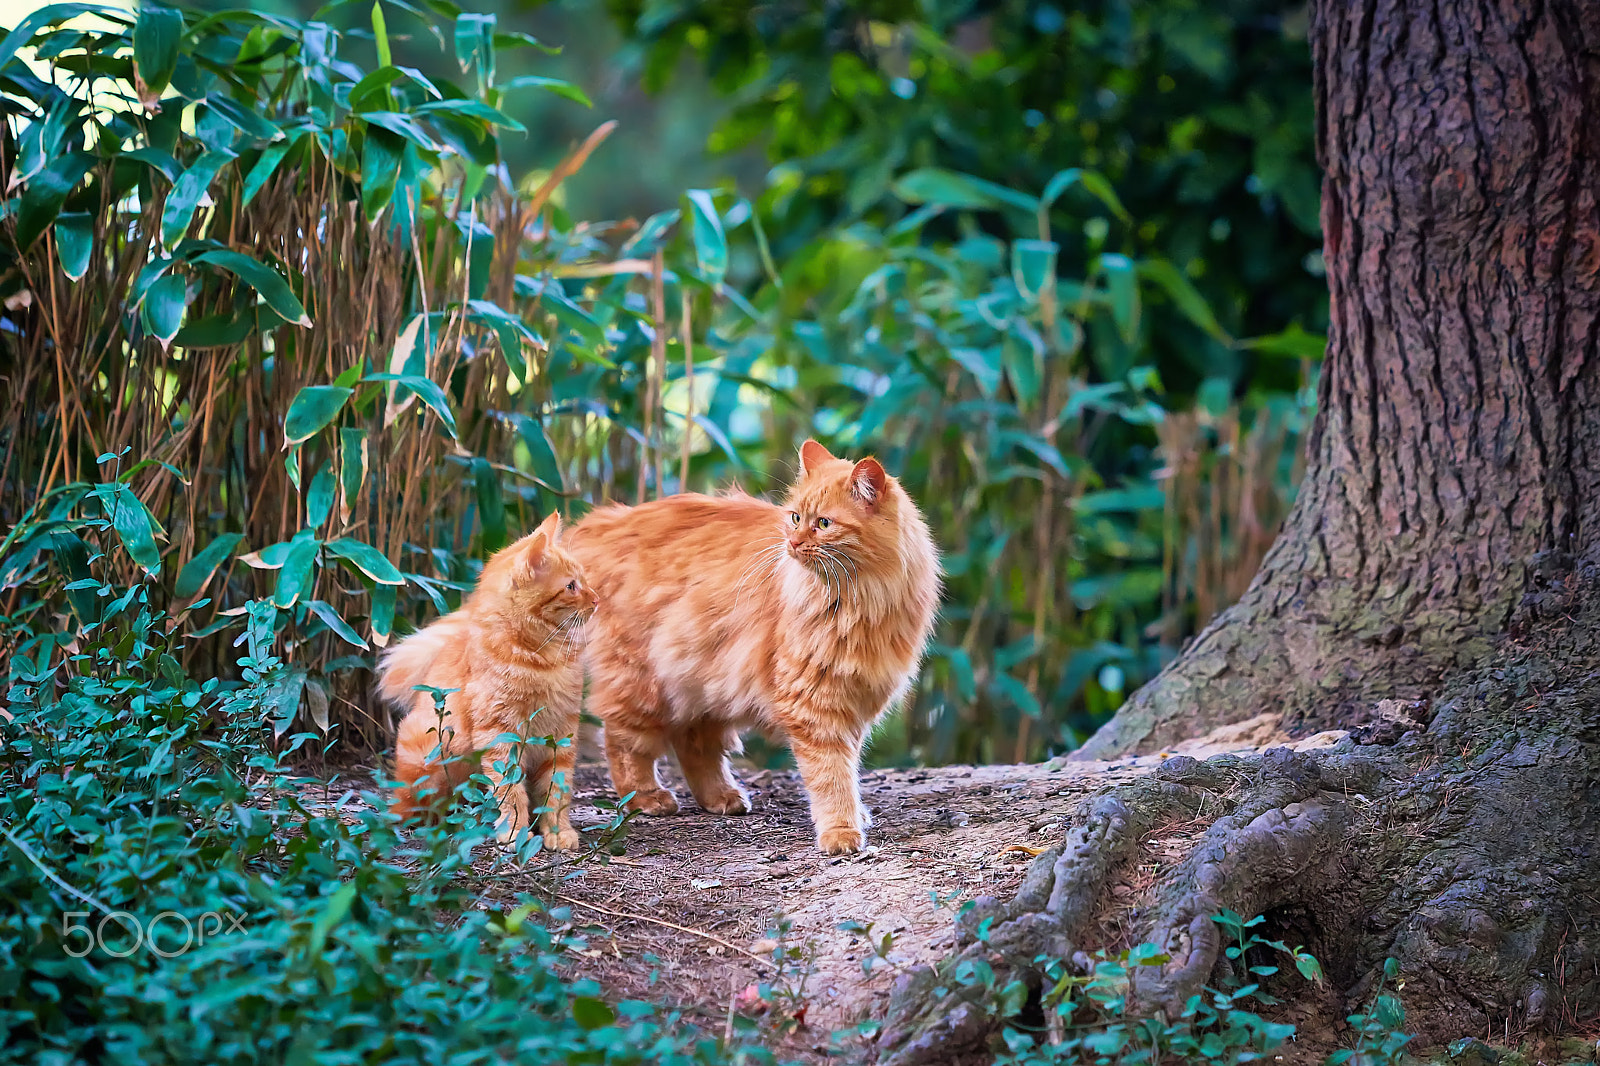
[818,545,860,610]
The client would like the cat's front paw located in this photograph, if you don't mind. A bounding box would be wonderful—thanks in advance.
[817,826,865,855]
[626,788,681,815]
[701,786,753,815]
[542,826,581,851]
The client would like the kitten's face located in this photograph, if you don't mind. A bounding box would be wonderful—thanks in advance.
[484,514,599,630]
[781,440,895,573]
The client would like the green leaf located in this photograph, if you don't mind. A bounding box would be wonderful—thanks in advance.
[1099,253,1140,344]
[414,97,526,131]
[1138,258,1231,344]
[371,0,391,69]
[454,12,495,87]
[685,189,727,285]
[1238,322,1326,360]
[362,372,457,437]
[141,272,187,345]
[537,285,607,350]
[891,168,1037,213]
[15,150,93,251]
[939,645,976,702]
[193,248,312,327]
[307,462,337,528]
[91,483,164,576]
[162,150,236,247]
[1011,239,1057,302]
[338,427,367,522]
[241,140,294,208]
[54,211,93,281]
[0,5,131,78]
[370,582,397,646]
[512,414,564,492]
[1040,167,1130,221]
[500,73,591,107]
[1074,485,1165,515]
[272,531,320,608]
[572,996,614,1031]
[283,386,353,446]
[308,599,369,649]
[472,457,507,553]
[325,537,404,585]
[466,298,533,379]
[174,532,243,599]
[360,126,405,220]
[308,881,357,955]
[990,673,1042,718]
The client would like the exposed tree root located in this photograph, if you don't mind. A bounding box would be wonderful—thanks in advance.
[875,616,1600,1063]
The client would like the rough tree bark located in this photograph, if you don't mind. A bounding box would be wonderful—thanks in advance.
[876,1,1600,1058]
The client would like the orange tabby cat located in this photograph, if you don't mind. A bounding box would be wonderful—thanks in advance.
[379,512,598,850]
[567,440,940,854]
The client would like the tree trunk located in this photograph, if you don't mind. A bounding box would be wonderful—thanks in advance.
[875,2,1600,1058]
[1079,0,1600,760]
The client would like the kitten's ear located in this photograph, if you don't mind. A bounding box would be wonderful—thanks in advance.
[519,527,552,573]
[799,439,835,475]
[535,510,563,543]
[849,457,888,511]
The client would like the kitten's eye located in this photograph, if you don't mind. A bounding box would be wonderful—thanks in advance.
[790,512,801,525]
[566,580,577,592]
[817,517,831,529]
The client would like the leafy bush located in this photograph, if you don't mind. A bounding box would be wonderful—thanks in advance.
[0,498,762,1064]
[0,0,1314,771]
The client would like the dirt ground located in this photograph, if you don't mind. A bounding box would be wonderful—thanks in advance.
[303,713,1345,1060]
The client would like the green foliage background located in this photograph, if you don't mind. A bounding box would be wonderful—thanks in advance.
[0,1,1359,1060]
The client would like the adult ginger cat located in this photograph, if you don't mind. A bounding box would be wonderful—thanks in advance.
[567,440,939,854]
[380,512,598,850]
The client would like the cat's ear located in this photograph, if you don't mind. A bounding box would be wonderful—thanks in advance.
[799,439,835,475]
[849,457,888,511]
[535,510,563,543]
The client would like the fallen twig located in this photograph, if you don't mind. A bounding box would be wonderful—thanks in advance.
[553,892,778,969]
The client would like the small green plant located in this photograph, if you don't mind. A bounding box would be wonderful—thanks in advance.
[0,517,773,1065]
[1330,959,1412,1066]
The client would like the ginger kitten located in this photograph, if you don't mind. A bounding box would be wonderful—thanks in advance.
[379,512,598,851]
[567,440,940,854]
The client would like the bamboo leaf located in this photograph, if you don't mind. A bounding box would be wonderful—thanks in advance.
[141,273,188,347]
[500,73,590,107]
[363,372,457,438]
[162,150,236,247]
[325,537,404,585]
[338,427,367,523]
[272,531,320,608]
[91,483,164,577]
[308,599,369,650]
[685,189,727,285]
[307,462,337,529]
[891,167,1038,213]
[1099,253,1140,345]
[174,532,243,599]
[53,212,93,281]
[283,386,353,447]
[472,457,507,553]
[360,125,405,220]
[193,248,312,327]
[370,582,396,647]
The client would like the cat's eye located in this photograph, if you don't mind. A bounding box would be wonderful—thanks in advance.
[790,512,801,525]
[817,517,831,529]
[566,580,577,592]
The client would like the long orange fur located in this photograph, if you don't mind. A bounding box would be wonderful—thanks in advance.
[379,512,598,850]
[567,440,940,854]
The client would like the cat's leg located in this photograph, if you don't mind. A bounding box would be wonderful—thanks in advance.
[673,721,751,815]
[786,725,869,855]
[601,722,679,814]
[530,738,581,850]
[480,741,533,843]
